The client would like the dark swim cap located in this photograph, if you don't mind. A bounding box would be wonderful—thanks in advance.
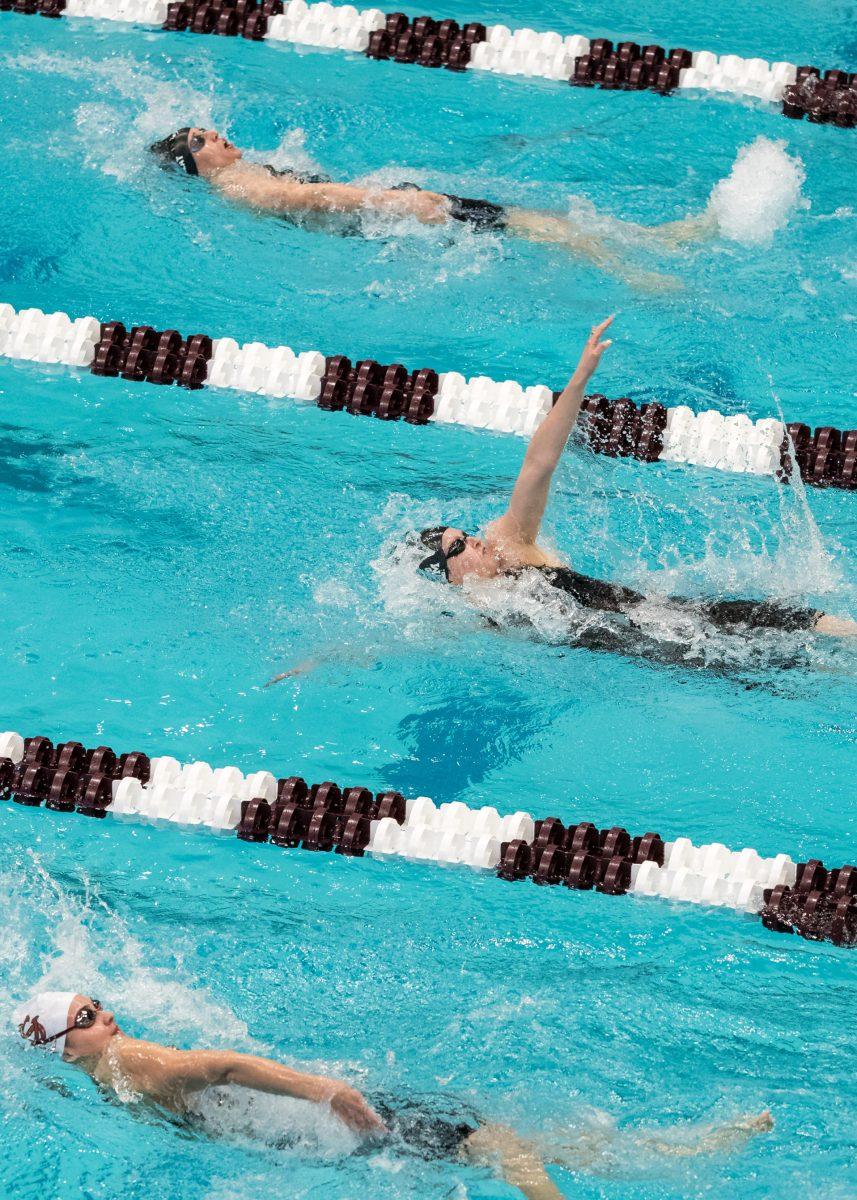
[417,527,470,579]
[149,128,198,176]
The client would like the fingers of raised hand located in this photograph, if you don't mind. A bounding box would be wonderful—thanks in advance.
[589,314,615,341]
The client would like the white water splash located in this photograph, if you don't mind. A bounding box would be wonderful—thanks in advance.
[368,486,856,675]
[707,137,807,246]
[4,49,219,182]
[0,853,360,1154]
[563,137,806,252]
[0,853,247,1046]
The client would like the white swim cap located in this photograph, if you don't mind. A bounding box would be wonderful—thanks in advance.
[12,992,78,1055]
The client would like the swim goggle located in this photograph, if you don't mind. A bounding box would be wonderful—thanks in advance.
[45,999,103,1046]
[188,131,206,154]
[419,533,469,580]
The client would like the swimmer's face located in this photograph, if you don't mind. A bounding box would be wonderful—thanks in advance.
[442,527,501,585]
[189,128,242,175]
[63,994,121,1062]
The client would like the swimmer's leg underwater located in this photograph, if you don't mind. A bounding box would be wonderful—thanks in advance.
[460,1109,772,1195]
[503,208,685,293]
[462,1124,566,1200]
[542,1109,773,1171]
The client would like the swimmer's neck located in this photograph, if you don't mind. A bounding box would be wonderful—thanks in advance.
[204,160,254,182]
[73,1030,135,1076]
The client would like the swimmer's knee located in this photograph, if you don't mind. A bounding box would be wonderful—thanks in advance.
[462,1122,529,1162]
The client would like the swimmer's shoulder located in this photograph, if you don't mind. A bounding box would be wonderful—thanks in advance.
[93,1036,193,1108]
[485,519,566,570]
[95,1035,176,1079]
[213,161,297,199]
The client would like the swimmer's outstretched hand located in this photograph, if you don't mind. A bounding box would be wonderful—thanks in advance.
[264,659,320,686]
[571,314,614,387]
[328,1083,388,1135]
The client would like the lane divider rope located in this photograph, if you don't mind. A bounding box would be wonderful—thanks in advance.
[1,730,855,947]
[5,1,856,129]
[2,302,855,492]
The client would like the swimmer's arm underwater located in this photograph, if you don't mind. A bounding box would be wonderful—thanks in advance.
[214,167,449,225]
[98,1038,386,1132]
[263,642,385,686]
[490,315,614,547]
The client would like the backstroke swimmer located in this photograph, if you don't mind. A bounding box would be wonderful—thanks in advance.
[149,127,715,292]
[13,990,774,1198]
[266,317,855,687]
[414,315,857,642]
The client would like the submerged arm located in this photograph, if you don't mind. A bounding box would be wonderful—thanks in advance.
[213,169,448,225]
[491,315,614,546]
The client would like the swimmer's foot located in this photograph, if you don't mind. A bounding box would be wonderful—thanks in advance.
[649,209,720,248]
[639,1109,774,1158]
[814,613,857,638]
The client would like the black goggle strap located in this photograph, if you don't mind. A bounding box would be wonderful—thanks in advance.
[417,535,468,579]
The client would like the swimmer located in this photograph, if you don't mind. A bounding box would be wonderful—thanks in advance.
[13,991,773,1197]
[149,127,714,292]
[416,315,857,642]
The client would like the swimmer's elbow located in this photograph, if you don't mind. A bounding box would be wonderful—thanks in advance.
[519,451,557,486]
[220,1051,247,1086]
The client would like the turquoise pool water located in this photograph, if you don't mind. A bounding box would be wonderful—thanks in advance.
[1,10,856,1200]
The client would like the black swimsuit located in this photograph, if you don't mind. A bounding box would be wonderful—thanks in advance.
[268,168,507,233]
[370,1096,478,1161]
[443,193,507,231]
[531,567,821,634]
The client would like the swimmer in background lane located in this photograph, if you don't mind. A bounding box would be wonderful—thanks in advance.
[417,315,857,641]
[149,127,714,293]
[13,991,773,1198]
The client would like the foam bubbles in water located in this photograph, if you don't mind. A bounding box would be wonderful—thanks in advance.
[0,852,247,1048]
[5,50,218,183]
[707,137,807,246]
[188,1085,358,1156]
[0,854,368,1158]
[245,128,325,180]
[368,489,856,678]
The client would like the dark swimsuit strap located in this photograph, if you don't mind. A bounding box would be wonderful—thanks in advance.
[262,163,332,184]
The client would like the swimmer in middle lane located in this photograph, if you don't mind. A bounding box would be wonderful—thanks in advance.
[149,127,714,292]
[416,315,857,645]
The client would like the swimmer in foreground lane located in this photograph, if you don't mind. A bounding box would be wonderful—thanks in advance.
[417,315,857,642]
[13,990,773,1197]
[149,127,712,292]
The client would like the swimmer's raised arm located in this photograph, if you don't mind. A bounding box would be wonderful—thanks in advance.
[214,167,449,225]
[104,1039,386,1133]
[491,315,614,546]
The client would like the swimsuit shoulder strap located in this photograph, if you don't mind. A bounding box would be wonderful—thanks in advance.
[263,164,332,184]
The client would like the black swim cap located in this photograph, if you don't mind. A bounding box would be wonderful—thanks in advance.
[419,527,447,553]
[417,527,470,579]
[149,128,198,176]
